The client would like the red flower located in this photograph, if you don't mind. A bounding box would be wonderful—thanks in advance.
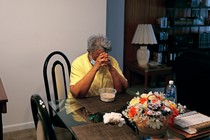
[128,107,137,118]
[172,108,179,117]
[168,107,179,125]
[140,97,147,104]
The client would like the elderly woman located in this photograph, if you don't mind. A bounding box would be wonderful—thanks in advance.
[69,34,128,99]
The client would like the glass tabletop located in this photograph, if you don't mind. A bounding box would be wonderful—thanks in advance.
[48,94,210,140]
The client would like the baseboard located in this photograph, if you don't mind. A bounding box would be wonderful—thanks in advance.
[3,121,35,133]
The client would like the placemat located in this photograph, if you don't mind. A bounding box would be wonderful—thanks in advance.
[72,122,139,140]
[76,93,133,114]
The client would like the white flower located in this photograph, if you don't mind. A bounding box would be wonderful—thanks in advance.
[136,91,140,96]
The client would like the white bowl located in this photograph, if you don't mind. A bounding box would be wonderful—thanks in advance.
[98,88,117,102]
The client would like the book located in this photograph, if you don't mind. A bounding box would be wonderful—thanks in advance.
[174,111,210,134]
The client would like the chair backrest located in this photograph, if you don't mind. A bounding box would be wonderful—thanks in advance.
[31,94,57,140]
[43,51,71,119]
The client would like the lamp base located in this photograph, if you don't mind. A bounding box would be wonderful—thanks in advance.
[137,46,150,66]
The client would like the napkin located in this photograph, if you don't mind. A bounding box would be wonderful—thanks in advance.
[103,112,126,126]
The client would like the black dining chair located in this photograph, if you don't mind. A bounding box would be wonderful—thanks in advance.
[43,51,71,128]
[30,94,57,140]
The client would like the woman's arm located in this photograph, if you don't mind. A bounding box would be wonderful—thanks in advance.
[70,66,98,98]
[108,65,128,93]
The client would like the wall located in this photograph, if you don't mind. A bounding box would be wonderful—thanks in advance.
[0,0,106,132]
[106,0,125,71]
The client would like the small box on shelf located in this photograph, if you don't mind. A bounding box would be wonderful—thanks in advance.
[199,33,210,48]
[201,0,210,7]
[153,53,163,64]
[159,32,168,40]
[191,0,200,7]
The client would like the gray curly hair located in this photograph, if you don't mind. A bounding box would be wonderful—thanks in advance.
[87,34,111,52]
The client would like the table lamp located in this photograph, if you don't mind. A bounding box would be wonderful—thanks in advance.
[131,24,157,66]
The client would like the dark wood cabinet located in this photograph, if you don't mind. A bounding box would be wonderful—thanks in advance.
[174,49,210,116]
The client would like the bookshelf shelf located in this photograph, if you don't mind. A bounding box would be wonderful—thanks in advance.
[162,0,210,67]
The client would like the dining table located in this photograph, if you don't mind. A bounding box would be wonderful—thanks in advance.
[48,92,210,140]
[49,93,140,140]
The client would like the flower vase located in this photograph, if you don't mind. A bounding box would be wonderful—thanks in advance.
[137,46,150,66]
[135,119,168,137]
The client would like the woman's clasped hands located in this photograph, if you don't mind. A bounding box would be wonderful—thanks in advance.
[95,52,111,67]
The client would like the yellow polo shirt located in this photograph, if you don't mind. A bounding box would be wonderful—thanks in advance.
[69,52,125,98]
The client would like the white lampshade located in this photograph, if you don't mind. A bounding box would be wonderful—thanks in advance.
[131,24,157,66]
[132,24,157,45]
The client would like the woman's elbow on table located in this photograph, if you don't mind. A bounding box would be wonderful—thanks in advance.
[116,82,128,93]
[70,86,86,99]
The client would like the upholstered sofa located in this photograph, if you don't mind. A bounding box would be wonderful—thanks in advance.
[174,48,210,116]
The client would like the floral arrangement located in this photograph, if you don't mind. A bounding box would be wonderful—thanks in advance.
[122,91,186,130]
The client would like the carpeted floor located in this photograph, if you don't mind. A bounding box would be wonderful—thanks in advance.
[3,127,72,140]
